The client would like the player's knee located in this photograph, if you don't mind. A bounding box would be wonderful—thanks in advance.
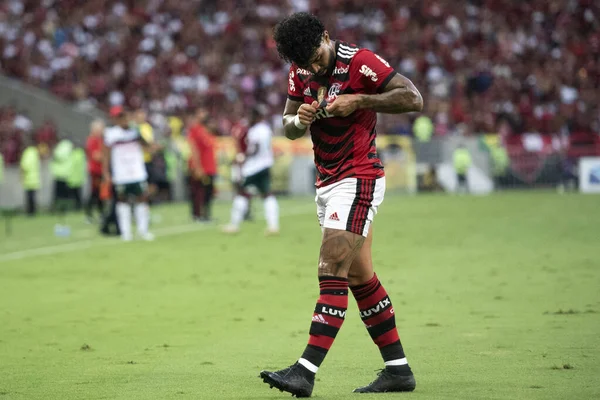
[318,259,347,278]
[347,270,373,287]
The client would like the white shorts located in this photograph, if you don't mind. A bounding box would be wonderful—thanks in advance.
[316,177,385,237]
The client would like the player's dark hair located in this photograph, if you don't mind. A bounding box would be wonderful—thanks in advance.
[273,12,325,67]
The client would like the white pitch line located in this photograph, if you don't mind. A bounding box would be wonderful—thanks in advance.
[0,205,314,263]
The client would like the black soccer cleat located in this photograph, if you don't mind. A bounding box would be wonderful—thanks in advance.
[259,362,315,398]
[353,368,416,393]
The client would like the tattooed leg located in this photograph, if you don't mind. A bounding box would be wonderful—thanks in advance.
[348,225,374,286]
[318,228,366,278]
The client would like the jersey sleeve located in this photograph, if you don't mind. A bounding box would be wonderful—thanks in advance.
[350,50,397,94]
[287,65,304,102]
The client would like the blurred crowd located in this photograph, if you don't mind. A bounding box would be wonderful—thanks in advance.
[0,106,57,164]
[1,0,599,164]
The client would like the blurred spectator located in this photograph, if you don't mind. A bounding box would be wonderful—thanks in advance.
[413,115,434,142]
[453,143,472,193]
[50,138,73,234]
[34,119,58,159]
[419,164,443,192]
[68,144,86,210]
[0,106,23,165]
[85,119,105,222]
[0,107,58,166]
[187,107,217,222]
[19,136,41,216]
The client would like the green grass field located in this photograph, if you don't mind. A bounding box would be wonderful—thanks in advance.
[0,192,599,399]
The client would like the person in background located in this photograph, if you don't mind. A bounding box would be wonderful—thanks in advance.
[103,106,154,241]
[20,136,41,216]
[419,164,443,193]
[168,114,184,139]
[34,118,58,159]
[161,140,176,202]
[453,143,472,194]
[85,119,105,222]
[0,153,3,184]
[68,143,86,211]
[413,114,434,142]
[230,115,253,221]
[146,141,169,204]
[491,144,509,191]
[187,108,217,222]
[99,179,120,237]
[51,138,74,235]
[223,104,279,235]
[134,109,157,203]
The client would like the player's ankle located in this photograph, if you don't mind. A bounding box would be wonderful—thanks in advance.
[386,364,412,376]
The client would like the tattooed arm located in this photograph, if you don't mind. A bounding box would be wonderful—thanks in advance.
[355,73,423,114]
[325,73,423,118]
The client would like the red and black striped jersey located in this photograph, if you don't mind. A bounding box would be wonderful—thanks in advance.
[287,41,396,187]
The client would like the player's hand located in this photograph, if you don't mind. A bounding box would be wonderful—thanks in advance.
[325,95,359,117]
[297,101,319,126]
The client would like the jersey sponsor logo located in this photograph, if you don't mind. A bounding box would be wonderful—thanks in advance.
[321,306,346,318]
[288,71,295,92]
[333,66,349,75]
[303,87,312,96]
[359,297,391,318]
[375,54,391,67]
[328,212,340,221]
[327,83,342,102]
[359,65,378,82]
[296,68,312,75]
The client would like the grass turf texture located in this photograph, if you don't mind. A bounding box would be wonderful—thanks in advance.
[0,192,598,399]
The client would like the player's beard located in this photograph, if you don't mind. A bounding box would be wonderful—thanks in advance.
[314,47,337,85]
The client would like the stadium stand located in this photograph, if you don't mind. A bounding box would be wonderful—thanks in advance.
[0,0,599,171]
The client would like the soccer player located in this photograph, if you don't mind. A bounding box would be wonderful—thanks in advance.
[133,109,158,202]
[187,108,217,222]
[259,13,423,397]
[102,106,153,241]
[230,115,253,221]
[222,104,279,235]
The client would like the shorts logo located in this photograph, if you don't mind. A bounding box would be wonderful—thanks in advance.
[328,212,340,221]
